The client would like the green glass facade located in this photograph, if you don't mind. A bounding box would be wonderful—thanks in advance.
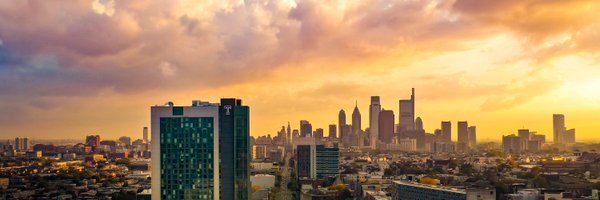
[316,145,339,179]
[160,117,215,200]
[219,99,250,200]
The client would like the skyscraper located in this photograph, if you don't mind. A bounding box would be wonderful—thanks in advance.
[297,144,340,179]
[399,88,415,133]
[338,109,346,142]
[457,121,469,151]
[14,137,28,152]
[378,109,395,144]
[300,120,313,137]
[151,99,250,200]
[553,114,565,144]
[468,126,476,147]
[369,96,381,149]
[352,102,362,147]
[553,114,576,144]
[441,121,451,143]
[328,124,337,139]
[314,128,324,139]
[86,135,100,147]
[415,117,424,131]
[143,127,149,143]
[287,122,292,144]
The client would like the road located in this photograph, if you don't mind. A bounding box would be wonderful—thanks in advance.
[274,153,294,200]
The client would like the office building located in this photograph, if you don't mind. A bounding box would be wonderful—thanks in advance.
[553,114,565,144]
[564,128,576,144]
[297,144,340,179]
[316,145,339,179]
[391,181,496,200]
[457,121,469,152]
[328,124,337,139]
[399,88,415,133]
[143,127,149,143]
[287,122,292,145]
[14,137,29,152]
[553,114,576,144]
[300,120,312,137]
[352,102,362,147]
[379,109,395,144]
[396,138,417,152]
[119,136,132,147]
[441,121,452,143]
[314,128,324,139]
[340,124,352,148]
[468,126,476,148]
[86,135,101,147]
[503,134,526,153]
[297,145,314,179]
[415,117,424,131]
[433,142,455,153]
[151,98,250,200]
[338,109,346,140]
[369,96,381,149]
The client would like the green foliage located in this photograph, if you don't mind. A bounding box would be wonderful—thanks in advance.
[339,189,352,200]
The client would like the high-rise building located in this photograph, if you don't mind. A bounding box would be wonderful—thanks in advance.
[340,125,352,148]
[143,127,149,143]
[14,137,21,151]
[553,114,565,144]
[314,128,324,139]
[338,109,346,137]
[503,134,526,153]
[300,120,313,137]
[328,124,337,139]
[468,126,476,147]
[297,144,339,179]
[287,122,292,144]
[297,145,313,179]
[553,114,576,144]
[564,129,576,143]
[22,137,29,151]
[352,102,362,147]
[399,88,415,133]
[378,109,395,144]
[151,98,250,200]
[14,137,29,152]
[441,121,452,143]
[457,121,469,151]
[316,145,340,179]
[119,136,132,147]
[292,129,299,139]
[86,135,100,147]
[369,96,381,149]
[415,117,424,131]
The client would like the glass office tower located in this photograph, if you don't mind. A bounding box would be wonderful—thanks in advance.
[151,99,249,200]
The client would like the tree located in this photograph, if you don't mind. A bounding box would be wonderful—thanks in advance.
[532,176,550,188]
[339,189,352,200]
[460,164,475,176]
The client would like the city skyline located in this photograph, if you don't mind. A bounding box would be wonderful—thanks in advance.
[1,1,600,141]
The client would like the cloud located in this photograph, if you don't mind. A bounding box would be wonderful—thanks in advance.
[0,0,598,138]
[158,61,176,77]
[453,0,600,41]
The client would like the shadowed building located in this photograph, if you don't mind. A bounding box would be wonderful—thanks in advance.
[379,109,395,144]
[369,96,381,149]
[399,88,415,133]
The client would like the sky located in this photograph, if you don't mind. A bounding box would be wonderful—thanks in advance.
[1,0,600,142]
